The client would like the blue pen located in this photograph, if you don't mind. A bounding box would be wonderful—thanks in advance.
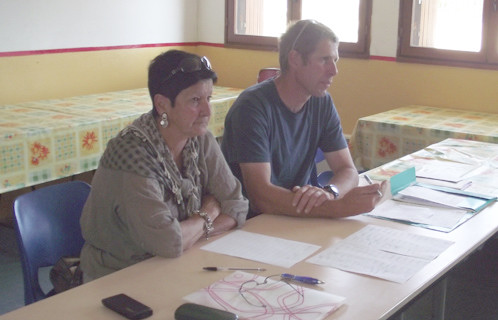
[281,273,325,285]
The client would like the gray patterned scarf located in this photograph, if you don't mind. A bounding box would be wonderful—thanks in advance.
[100,111,201,218]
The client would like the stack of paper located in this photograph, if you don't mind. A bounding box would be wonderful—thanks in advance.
[364,140,497,231]
[307,225,454,283]
[394,183,496,213]
[183,271,345,320]
[200,227,453,285]
[367,200,471,232]
[367,182,497,232]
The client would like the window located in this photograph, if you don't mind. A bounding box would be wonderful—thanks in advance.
[398,0,498,69]
[226,0,372,58]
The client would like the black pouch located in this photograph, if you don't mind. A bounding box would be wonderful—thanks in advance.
[49,256,83,294]
[175,303,238,320]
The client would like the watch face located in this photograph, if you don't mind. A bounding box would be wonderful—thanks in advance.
[324,184,339,198]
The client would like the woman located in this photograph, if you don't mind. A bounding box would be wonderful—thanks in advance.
[80,50,248,280]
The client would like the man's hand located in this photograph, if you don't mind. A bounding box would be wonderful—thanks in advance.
[335,181,387,217]
[291,185,333,214]
[292,181,387,217]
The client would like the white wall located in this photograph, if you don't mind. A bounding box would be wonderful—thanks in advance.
[197,0,225,44]
[0,0,197,52]
[0,0,400,58]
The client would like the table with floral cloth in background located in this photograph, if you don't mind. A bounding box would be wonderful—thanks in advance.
[0,86,242,194]
[350,105,498,171]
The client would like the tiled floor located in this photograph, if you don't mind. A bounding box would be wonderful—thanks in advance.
[1,224,496,318]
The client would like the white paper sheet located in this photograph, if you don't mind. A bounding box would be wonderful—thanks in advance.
[368,199,467,230]
[201,230,321,268]
[183,271,345,320]
[307,225,454,283]
[397,185,477,209]
[416,161,477,182]
[343,225,454,260]
[464,166,498,198]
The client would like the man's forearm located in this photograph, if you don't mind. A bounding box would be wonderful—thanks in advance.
[248,184,342,217]
[328,167,359,199]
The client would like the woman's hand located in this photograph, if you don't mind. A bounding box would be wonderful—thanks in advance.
[201,194,237,236]
[200,194,221,222]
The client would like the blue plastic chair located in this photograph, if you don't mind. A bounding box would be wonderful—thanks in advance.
[311,148,334,187]
[13,180,91,305]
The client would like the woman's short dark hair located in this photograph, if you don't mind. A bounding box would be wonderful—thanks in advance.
[148,50,218,116]
[279,20,339,74]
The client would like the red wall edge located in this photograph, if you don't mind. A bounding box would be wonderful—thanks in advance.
[0,43,396,62]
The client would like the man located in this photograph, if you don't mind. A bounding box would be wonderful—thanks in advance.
[222,20,385,219]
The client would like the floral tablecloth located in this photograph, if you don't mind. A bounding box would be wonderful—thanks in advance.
[0,86,242,194]
[350,105,498,171]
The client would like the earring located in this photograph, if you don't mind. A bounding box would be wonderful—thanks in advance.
[160,112,168,128]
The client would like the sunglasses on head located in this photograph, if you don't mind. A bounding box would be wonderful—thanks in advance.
[163,56,212,82]
[290,20,318,52]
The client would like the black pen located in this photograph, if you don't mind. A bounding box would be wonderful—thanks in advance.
[364,175,383,197]
[203,267,266,272]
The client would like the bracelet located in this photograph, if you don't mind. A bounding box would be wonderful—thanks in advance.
[193,210,214,239]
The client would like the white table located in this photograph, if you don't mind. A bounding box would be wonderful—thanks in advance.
[1,203,496,320]
[2,139,497,319]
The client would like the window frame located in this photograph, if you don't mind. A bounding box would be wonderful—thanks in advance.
[398,0,498,70]
[225,0,372,58]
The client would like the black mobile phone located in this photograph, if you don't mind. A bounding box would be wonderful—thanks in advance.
[175,303,238,320]
[102,293,153,320]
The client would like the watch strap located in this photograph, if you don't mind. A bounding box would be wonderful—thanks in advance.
[323,184,339,199]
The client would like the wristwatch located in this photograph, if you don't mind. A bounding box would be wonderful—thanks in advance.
[323,184,339,199]
[193,210,214,239]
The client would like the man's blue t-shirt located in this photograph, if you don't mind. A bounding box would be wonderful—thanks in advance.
[221,80,347,212]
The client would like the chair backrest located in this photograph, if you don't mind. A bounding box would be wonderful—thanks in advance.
[311,148,336,187]
[310,148,323,187]
[257,67,280,83]
[13,180,91,305]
